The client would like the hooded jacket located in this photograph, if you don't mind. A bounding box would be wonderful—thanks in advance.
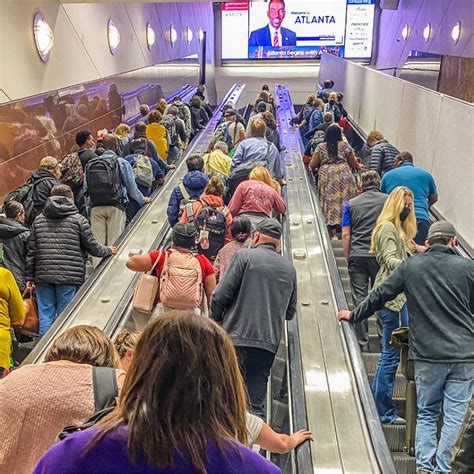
[167,171,209,226]
[27,169,60,226]
[180,194,233,244]
[0,218,30,291]
[26,196,112,286]
[146,122,168,161]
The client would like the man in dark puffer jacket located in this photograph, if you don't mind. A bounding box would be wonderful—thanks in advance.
[26,185,117,336]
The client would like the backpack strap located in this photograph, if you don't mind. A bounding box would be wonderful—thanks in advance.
[179,183,190,200]
[185,202,195,225]
[222,206,230,217]
[92,366,118,412]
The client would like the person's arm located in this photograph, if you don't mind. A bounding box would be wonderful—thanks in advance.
[231,142,245,170]
[126,253,153,272]
[149,157,164,181]
[269,145,283,180]
[333,105,341,123]
[166,188,181,226]
[272,189,287,214]
[25,224,37,283]
[285,277,297,321]
[378,225,403,271]
[7,270,25,326]
[341,202,352,260]
[228,185,243,216]
[119,159,146,206]
[204,274,216,308]
[346,150,360,170]
[428,176,438,207]
[255,424,313,454]
[213,253,222,282]
[380,175,387,194]
[78,217,115,258]
[338,262,406,324]
[368,146,382,175]
[309,150,321,171]
[177,120,188,142]
[210,253,246,322]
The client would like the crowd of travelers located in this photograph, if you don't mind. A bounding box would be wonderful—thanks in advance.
[0,79,471,474]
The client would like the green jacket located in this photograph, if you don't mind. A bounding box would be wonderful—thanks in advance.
[373,221,409,312]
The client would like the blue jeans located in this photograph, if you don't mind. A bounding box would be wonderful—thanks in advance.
[414,361,474,473]
[36,284,79,336]
[373,304,409,424]
[167,145,180,166]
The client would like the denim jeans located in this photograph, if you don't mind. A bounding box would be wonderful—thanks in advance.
[373,304,409,424]
[167,145,180,166]
[37,284,79,336]
[414,361,474,473]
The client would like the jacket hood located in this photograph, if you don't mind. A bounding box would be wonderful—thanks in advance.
[183,171,209,192]
[200,194,224,208]
[31,168,55,181]
[43,196,79,219]
[0,217,29,237]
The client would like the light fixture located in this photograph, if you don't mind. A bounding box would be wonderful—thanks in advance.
[451,21,461,44]
[146,22,155,50]
[185,26,193,44]
[169,25,178,46]
[423,23,431,42]
[34,12,54,62]
[197,29,205,42]
[107,19,120,55]
[401,24,410,40]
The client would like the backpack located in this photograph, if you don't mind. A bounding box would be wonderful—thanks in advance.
[161,115,178,146]
[5,177,50,226]
[308,130,326,155]
[178,183,199,213]
[159,250,203,310]
[85,156,123,207]
[224,124,239,150]
[60,152,84,188]
[56,367,118,441]
[132,154,153,188]
[116,136,128,156]
[186,201,229,261]
[213,122,229,145]
[176,103,188,122]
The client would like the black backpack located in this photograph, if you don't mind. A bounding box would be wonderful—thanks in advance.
[57,367,118,441]
[186,200,229,261]
[5,177,50,226]
[85,156,123,207]
[225,158,269,203]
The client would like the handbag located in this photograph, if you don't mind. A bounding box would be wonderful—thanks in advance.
[131,251,162,314]
[13,288,39,337]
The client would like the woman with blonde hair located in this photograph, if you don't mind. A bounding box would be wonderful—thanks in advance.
[368,185,416,425]
[229,165,286,230]
[156,98,167,115]
[181,175,233,261]
[0,325,122,474]
[114,329,141,372]
[114,123,131,155]
[34,312,279,473]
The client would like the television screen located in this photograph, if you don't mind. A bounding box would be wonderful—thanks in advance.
[221,0,375,61]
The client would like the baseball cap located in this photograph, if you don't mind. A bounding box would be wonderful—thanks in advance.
[172,223,197,248]
[256,101,267,112]
[39,156,60,170]
[255,217,282,240]
[224,109,236,118]
[427,221,456,241]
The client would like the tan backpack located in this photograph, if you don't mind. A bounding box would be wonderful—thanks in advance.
[159,250,203,310]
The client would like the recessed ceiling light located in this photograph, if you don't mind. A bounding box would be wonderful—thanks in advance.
[146,22,155,50]
[108,19,120,55]
[423,23,431,42]
[185,26,193,44]
[198,29,205,42]
[170,25,178,46]
[34,12,54,62]
[451,21,461,44]
[401,24,410,40]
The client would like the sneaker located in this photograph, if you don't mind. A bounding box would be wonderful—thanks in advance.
[391,416,406,425]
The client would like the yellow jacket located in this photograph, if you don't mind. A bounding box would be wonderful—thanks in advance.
[203,150,232,176]
[146,123,168,161]
[0,268,24,369]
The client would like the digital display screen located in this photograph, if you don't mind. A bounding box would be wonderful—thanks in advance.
[221,0,375,61]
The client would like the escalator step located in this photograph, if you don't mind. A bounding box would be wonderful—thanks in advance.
[333,248,345,259]
[392,453,417,474]
[362,352,402,376]
[368,373,407,399]
[338,267,349,279]
[383,423,406,452]
[369,333,381,352]
[368,317,379,335]
[331,240,344,249]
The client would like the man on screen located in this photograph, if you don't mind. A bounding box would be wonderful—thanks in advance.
[249,0,297,47]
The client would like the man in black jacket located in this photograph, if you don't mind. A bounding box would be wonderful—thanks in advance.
[25,156,61,226]
[211,218,297,419]
[338,221,474,474]
[26,185,116,336]
[341,170,387,351]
